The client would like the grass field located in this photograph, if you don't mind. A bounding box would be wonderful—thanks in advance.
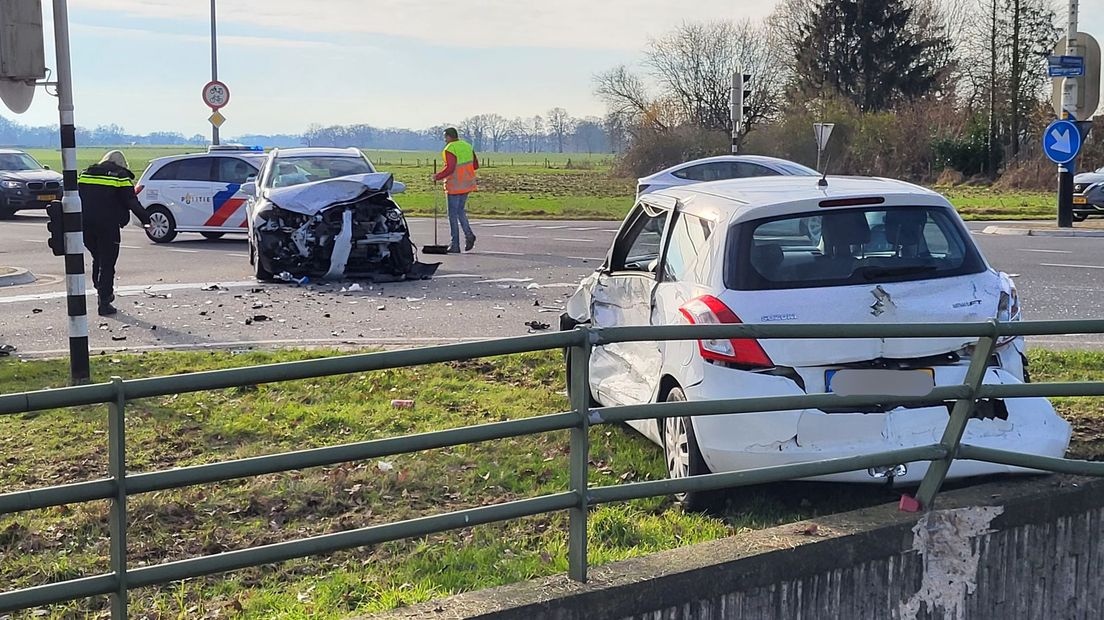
[2,348,1103,618]
[21,147,1057,222]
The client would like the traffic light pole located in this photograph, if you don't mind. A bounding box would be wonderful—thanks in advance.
[210,0,220,146]
[52,0,90,384]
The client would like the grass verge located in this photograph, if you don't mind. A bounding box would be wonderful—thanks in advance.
[2,348,1103,617]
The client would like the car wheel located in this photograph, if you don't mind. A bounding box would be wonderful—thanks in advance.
[145,206,177,243]
[251,239,273,282]
[663,386,714,511]
[201,232,225,240]
[1073,212,1089,222]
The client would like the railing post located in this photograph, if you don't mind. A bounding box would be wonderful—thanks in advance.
[914,321,999,509]
[567,328,591,582]
[107,376,128,618]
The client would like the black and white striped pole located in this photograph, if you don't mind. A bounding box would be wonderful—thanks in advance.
[52,0,90,383]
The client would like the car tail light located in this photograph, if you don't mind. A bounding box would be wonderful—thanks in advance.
[134,184,143,195]
[678,295,774,367]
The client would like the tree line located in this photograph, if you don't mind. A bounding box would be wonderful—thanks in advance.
[596,0,1093,187]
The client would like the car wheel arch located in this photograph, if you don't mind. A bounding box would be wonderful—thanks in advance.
[656,375,683,439]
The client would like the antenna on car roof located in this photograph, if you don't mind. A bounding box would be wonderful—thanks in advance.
[818,154,831,187]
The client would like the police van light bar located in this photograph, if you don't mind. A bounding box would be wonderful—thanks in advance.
[207,145,264,153]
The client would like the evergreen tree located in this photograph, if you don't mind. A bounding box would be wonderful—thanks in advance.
[794,0,951,112]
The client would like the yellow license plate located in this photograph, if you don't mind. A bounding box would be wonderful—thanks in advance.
[37,194,58,201]
[1074,196,1088,204]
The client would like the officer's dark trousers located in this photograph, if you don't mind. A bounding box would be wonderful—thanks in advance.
[83,225,120,302]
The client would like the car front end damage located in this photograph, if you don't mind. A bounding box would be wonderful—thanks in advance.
[252,173,438,281]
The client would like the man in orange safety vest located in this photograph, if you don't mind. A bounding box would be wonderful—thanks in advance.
[432,127,479,253]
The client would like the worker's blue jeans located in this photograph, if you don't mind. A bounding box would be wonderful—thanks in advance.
[447,192,474,248]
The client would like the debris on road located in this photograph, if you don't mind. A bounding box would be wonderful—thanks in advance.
[340,283,363,292]
[31,308,42,314]
[110,335,127,342]
[0,344,15,357]
[525,320,550,331]
[142,289,171,299]
[405,295,426,302]
[200,284,227,291]
[391,399,415,409]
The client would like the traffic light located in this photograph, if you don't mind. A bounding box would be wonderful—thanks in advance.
[46,200,64,256]
[741,73,752,122]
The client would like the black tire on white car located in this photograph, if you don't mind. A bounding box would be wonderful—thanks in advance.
[663,386,715,511]
[250,239,273,282]
[145,206,177,243]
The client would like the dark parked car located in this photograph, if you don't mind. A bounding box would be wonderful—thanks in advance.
[0,149,63,219]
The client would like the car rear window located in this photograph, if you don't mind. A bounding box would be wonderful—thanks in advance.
[726,206,986,290]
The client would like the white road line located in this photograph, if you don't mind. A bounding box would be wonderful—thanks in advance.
[436,273,481,279]
[478,223,513,228]
[493,234,529,239]
[1040,262,1104,270]
[602,229,620,233]
[1020,249,1073,254]
[8,222,41,227]
[567,227,598,231]
[0,280,260,304]
[568,256,603,261]
[507,224,538,228]
[120,245,141,249]
[226,253,248,258]
[538,225,570,230]
[479,250,524,256]
[554,238,593,243]
[169,249,199,253]
[23,239,45,243]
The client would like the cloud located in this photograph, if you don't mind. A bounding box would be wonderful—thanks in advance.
[72,0,777,51]
[70,22,375,53]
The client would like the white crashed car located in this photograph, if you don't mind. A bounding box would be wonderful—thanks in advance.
[243,147,437,281]
[563,176,1071,507]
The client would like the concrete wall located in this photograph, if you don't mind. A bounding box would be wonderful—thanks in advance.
[369,475,1104,620]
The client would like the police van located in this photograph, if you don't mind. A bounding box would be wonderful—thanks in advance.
[135,145,266,243]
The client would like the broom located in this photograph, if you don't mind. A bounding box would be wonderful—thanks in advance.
[422,159,450,255]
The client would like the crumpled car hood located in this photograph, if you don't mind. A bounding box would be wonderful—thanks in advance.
[266,173,396,215]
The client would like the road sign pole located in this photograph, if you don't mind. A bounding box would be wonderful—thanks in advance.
[210,0,219,146]
[51,0,90,384]
[1058,0,1079,228]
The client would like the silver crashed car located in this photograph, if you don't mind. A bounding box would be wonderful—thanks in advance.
[243,147,438,281]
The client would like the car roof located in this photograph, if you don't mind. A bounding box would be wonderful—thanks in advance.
[652,176,947,220]
[640,155,814,182]
[0,148,29,155]
[149,151,266,165]
[272,147,363,158]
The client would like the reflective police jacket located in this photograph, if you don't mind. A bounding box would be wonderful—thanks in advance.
[77,162,149,230]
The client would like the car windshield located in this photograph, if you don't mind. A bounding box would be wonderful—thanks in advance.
[727,206,986,290]
[267,156,373,188]
[0,153,43,171]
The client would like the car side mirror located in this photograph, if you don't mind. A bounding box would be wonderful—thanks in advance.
[241,181,256,197]
[391,181,406,194]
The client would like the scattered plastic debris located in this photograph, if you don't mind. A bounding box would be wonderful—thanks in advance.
[391,399,415,409]
[377,460,394,472]
[142,289,171,299]
[276,272,310,285]
[31,308,42,314]
[0,344,15,357]
[525,320,550,331]
[111,335,127,341]
[405,295,426,302]
[252,314,271,322]
[200,284,227,291]
[341,283,363,292]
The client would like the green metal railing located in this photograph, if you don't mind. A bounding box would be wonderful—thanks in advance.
[3,319,1104,617]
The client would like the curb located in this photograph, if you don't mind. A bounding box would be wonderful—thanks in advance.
[0,267,36,287]
[981,226,1104,238]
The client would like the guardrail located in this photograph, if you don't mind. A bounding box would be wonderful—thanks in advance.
[3,319,1104,617]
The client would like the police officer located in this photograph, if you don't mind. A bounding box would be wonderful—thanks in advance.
[77,150,149,316]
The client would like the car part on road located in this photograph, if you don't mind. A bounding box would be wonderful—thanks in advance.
[145,206,178,243]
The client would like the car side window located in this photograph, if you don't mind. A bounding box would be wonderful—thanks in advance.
[673,163,731,182]
[611,207,669,273]
[663,214,712,282]
[153,158,216,182]
[217,158,258,184]
[150,161,180,181]
[733,162,780,178]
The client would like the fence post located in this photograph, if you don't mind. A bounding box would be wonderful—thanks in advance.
[914,321,999,509]
[567,328,591,582]
[108,376,128,618]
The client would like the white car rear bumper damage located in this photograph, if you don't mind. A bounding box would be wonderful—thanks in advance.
[684,362,1072,485]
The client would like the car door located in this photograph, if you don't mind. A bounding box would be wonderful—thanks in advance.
[212,157,259,230]
[159,157,218,230]
[589,198,673,407]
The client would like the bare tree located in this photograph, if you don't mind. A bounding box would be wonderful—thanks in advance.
[546,107,574,153]
[461,115,490,151]
[595,65,663,131]
[525,115,545,152]
[484,114,510,151]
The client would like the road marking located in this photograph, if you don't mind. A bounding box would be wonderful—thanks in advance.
[567,227,598,231]
[554,238,593,243]
[16,336,488,357]
[226,253,248,258]
[507,223,538,228]
[538,225,570,230]
[479,250,524,256]
[479,222,513,228]
[23,239,44,243]
[1040,262,1104,270]
[169,249,199,253]
[436,273,481,279]
[568,256,604,261]
[120,245,141,249]
[8,222,41,227]
[602,229,620,233]
[1020,249,1073,254]
[493,234,529,239]
[0,280,260,304]
[478,277,534,284]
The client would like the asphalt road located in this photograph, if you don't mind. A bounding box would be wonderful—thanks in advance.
[0,213,1102,357]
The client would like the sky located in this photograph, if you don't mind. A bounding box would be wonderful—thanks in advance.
[13,0,775,137]
[11,0,1104,137]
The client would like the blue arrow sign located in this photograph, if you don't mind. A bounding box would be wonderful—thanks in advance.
[1043,119,1082,164]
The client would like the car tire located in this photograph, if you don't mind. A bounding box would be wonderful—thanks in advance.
[1073,212,1089,222]
[0,200,15,220]
[145,206,177,243]
[662,386,715,511]
[251,240,274,282]
[201,232,225,240]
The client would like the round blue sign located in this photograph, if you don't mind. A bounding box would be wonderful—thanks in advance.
[1042,119,1082,164]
